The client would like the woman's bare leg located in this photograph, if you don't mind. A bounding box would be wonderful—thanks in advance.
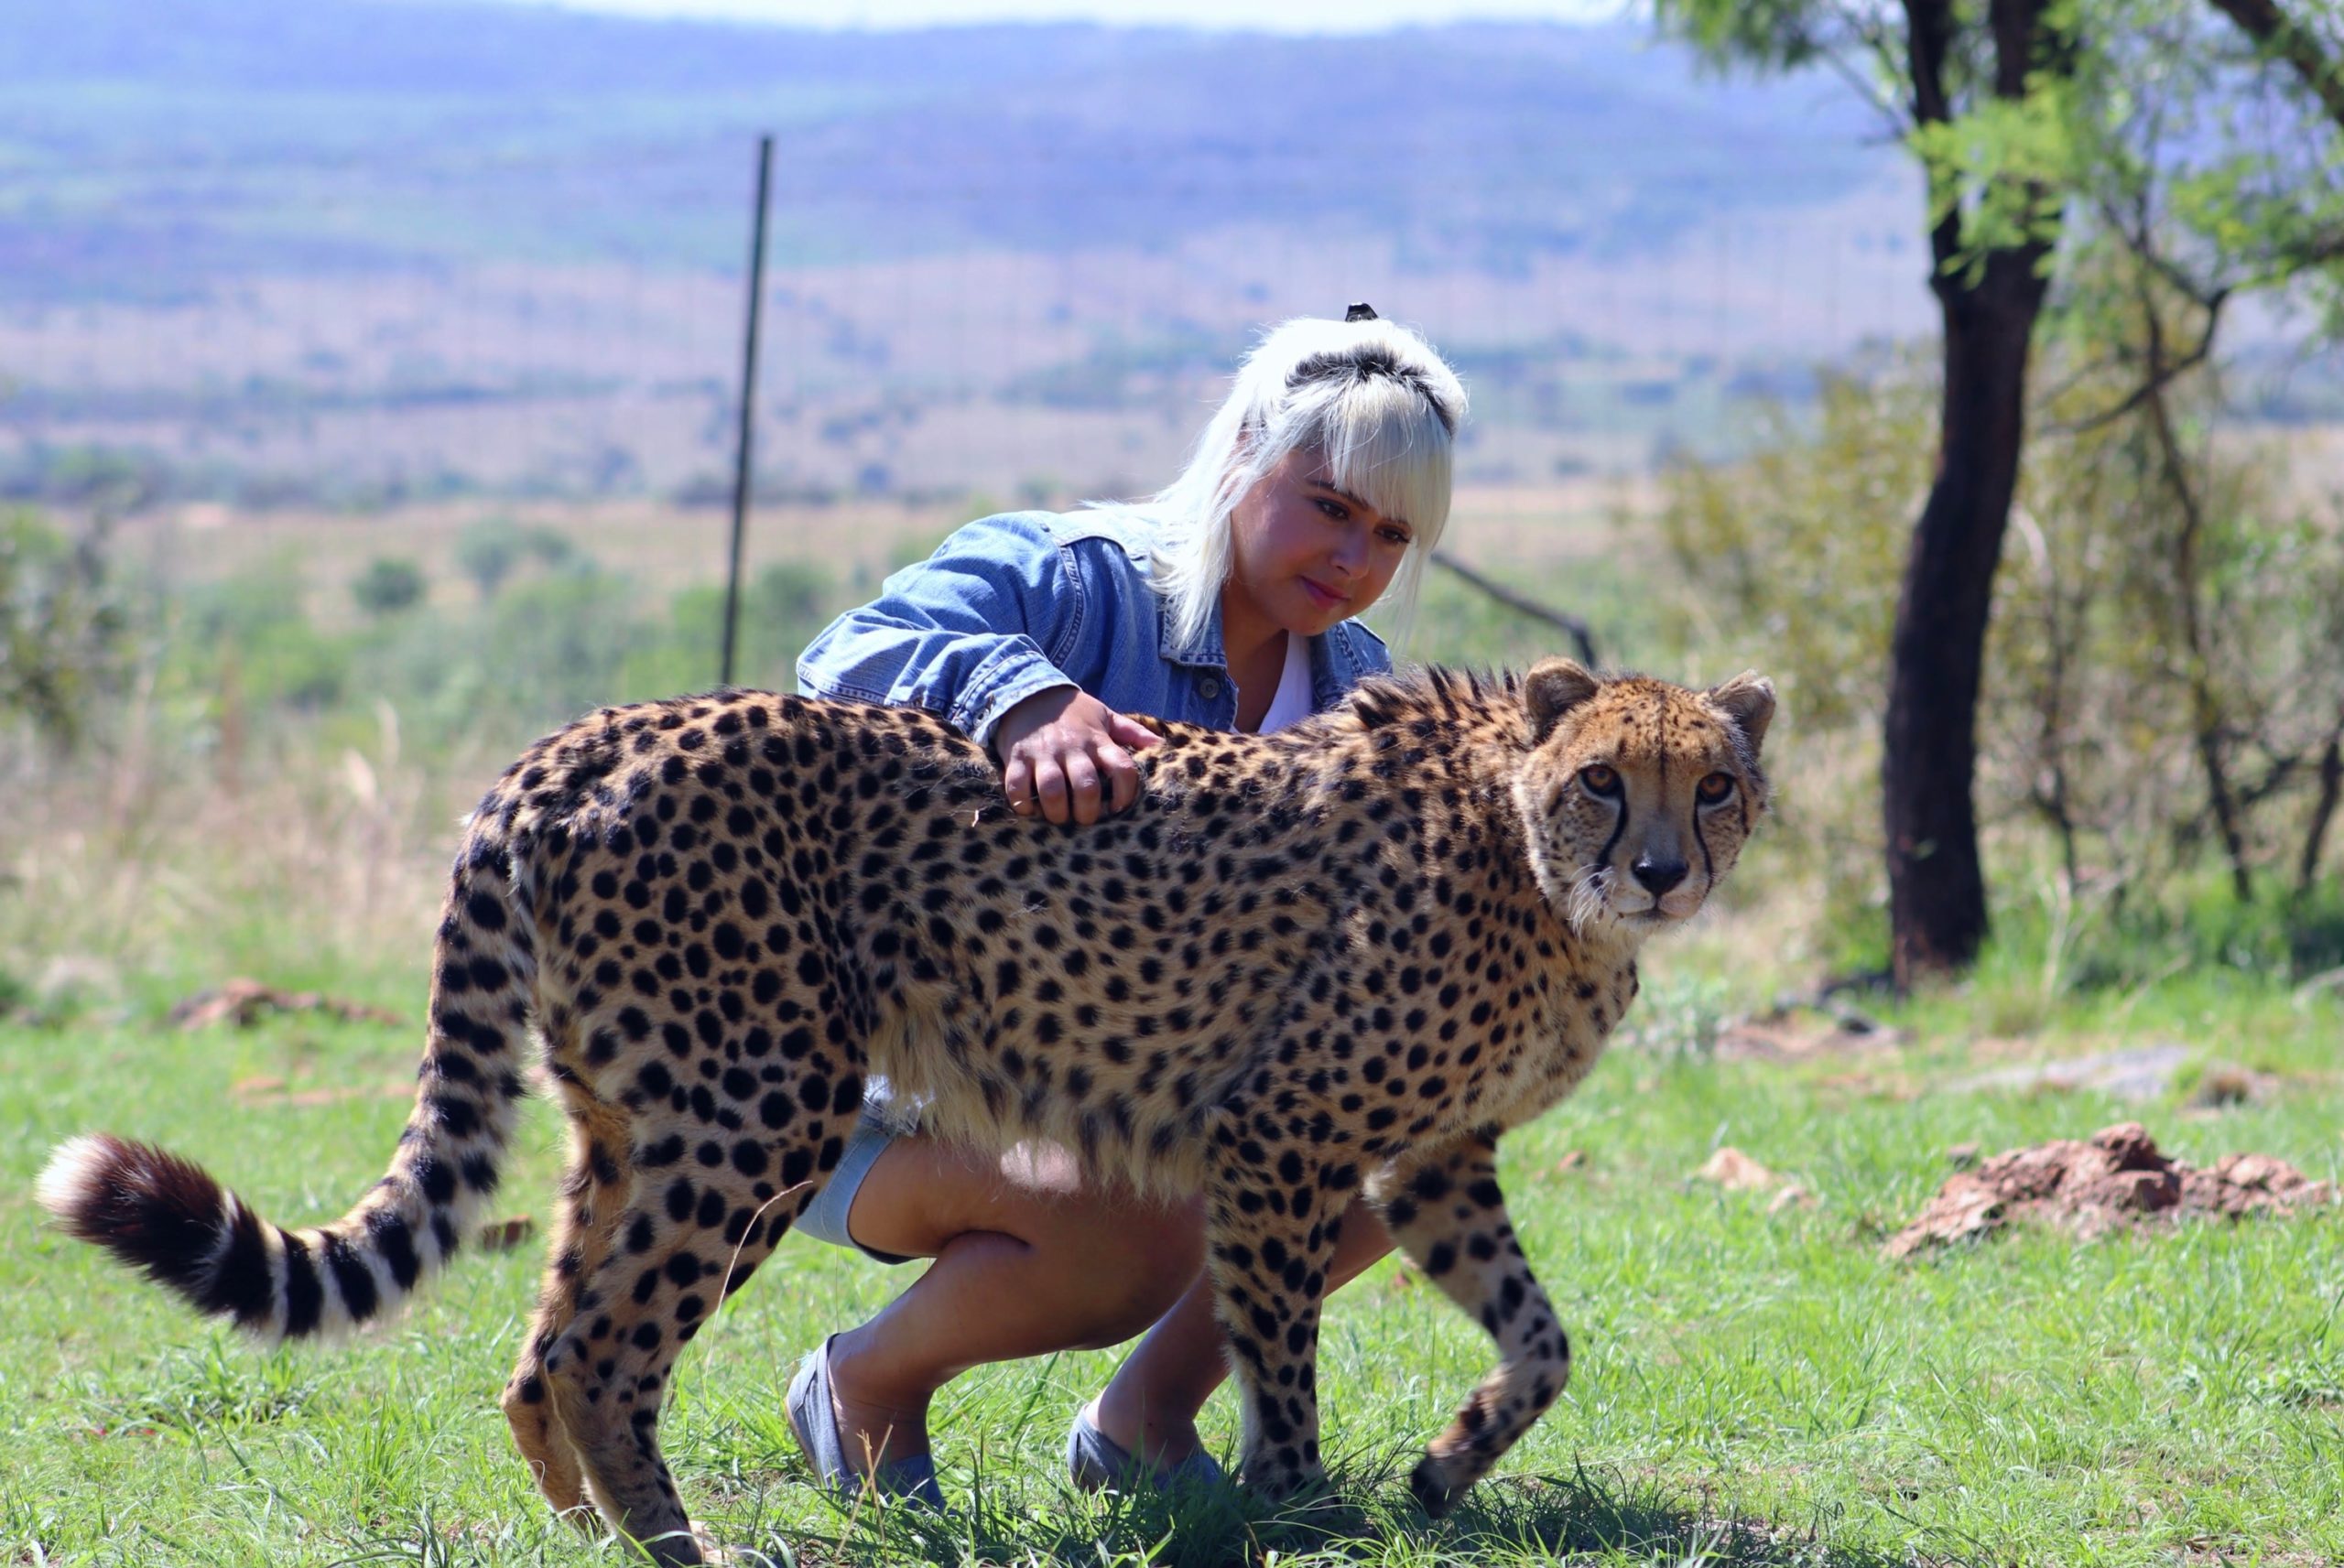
[813,1134,1204,1479]
[807,1136,1391,1485]
[1086,1197,1394,1467]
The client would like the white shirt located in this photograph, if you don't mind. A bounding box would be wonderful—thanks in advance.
[1255,631,1317,735]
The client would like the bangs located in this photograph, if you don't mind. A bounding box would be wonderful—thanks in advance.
[1299,372,1457,549]
[1099,311,1469,654]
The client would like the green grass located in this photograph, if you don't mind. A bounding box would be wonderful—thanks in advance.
[6,927,2341,1567]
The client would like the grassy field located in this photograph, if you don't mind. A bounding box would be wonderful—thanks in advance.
[5,477,2342,1564]
[5,830,2341,1565]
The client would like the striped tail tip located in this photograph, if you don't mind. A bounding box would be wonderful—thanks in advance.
[38,1132,282,1336]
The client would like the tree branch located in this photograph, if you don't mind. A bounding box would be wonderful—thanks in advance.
[2046,200,2232,435]
[2046,333,2220,435]
[1849,5,1916,130]
[1903,0,1956,127]
[1988,0,2044,97]
[1904,0,1964,277]
[2205,0,2344,135]
[1427,550,1600,667]
[2271,222,2344,277]
[1817,44,1909,132]
[2133,264,2255,901]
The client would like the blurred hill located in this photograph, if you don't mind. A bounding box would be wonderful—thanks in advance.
[0,0,1894,288]
[0,0,1937,505]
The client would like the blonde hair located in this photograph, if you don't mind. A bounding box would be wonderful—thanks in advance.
[1096,314,1467,652]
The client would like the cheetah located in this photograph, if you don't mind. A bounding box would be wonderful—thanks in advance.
[40,655,1772,1563]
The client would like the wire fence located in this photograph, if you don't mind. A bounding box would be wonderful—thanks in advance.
[0,136,1933,519]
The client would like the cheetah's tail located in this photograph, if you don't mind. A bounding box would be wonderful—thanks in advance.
[36,827,537,1345]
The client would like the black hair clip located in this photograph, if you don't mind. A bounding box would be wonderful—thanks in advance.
[1345,302,1378,322]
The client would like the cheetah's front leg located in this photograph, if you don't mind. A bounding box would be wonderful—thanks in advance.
[1364,1135,1568,1515]
[1201,1119,1350,1502]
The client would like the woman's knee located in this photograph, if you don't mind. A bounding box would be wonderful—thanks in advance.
[1061,1195,1205,1347]
[842,1135,993,1259]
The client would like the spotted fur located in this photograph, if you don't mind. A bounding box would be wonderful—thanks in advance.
[39,656,1772,1563]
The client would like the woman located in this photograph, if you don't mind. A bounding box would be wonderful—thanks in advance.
[789,307,1469,1506]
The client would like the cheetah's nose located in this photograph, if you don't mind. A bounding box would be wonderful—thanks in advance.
[1631,857,1688,895]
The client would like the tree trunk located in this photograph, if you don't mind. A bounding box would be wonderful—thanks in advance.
[2301,714,2344,899]
[1881,0,2065,989]
[1883,248,2053,988]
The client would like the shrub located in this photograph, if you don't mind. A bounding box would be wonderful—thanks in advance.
[351,557,428,617]
[455,518,585,601]
[0,508,129,749]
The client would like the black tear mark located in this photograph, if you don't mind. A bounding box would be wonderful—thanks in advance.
[1595,795,1629,877]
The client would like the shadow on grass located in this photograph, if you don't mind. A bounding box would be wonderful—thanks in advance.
[1422,1463,1936,1568]
[772,1456,1948,1568]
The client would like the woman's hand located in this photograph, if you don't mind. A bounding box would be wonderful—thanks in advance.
[994,687,1161,826]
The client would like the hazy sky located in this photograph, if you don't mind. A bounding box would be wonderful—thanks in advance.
[505,0,1633,31]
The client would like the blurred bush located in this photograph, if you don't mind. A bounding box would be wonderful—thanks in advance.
[179,557,349,713]
[350,557,427,618]
[0,508,131,749]
[455,517,584,601]
[126,538,847,763]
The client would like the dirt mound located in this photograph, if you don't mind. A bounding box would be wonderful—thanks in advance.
[1885,1121,2332,1258]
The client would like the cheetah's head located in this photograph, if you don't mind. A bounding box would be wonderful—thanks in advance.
[1509,658,1774,934]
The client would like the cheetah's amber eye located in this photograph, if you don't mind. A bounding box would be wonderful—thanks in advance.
[1697,772,1735,805]
[1579,763,1620,796]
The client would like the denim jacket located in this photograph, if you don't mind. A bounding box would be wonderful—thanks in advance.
[795,509,1392,747]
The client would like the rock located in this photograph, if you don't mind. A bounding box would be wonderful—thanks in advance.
[2187,1062,2279,1109]
[2187,1153,2332,1217]
[1714,1005,1908,1061]
[1694,1147,1778,1192]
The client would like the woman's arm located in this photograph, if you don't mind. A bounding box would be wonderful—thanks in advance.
[992,687,1158,826]
[797,512,1157,823]
[796,512,1083,752]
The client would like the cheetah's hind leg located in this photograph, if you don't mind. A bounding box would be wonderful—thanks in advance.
[540,1104,828,1566]
[502,1090,646,1524]
[1364,1136,1570,1516]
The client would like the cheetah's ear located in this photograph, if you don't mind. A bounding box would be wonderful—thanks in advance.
[1523,657,1601,745]
[1706,671,1776,756]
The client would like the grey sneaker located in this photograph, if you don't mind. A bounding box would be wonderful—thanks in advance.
[1065,1408,1227,1494]
[786,1335,946,1510]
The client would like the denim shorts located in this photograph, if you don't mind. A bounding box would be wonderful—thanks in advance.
[793,1106,915,1266]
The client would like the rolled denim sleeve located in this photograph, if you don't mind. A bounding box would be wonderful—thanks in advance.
[795,512,1084,750]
